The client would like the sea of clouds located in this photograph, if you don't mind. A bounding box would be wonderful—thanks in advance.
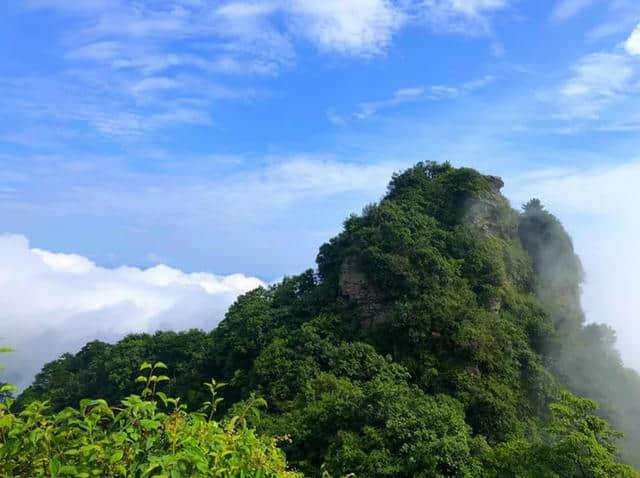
[0,234,264,389]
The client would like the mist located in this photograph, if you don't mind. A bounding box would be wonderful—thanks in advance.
[506,160,640,465]
[506,160,640,371]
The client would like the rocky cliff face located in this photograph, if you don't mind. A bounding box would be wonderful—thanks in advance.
[464,175,506,236]
[485,175,504,192]
[338,257,389,328]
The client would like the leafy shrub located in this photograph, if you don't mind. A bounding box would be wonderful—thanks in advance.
[0,356,300,478]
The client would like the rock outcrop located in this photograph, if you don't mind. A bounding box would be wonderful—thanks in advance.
[338,257,389,328]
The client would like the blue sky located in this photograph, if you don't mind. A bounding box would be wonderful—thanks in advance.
[2,0,640,384]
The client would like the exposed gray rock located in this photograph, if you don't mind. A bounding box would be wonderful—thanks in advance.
[338,257,389,328]
[485,175,504,192]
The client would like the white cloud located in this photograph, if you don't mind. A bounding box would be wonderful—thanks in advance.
[416,0,511,34]
[26,0,109,12]
[506,160,640,371]
[351,75,495,119]
[130,77,179,95]
[551,0,600,22]
[557,52,637,119]
[29,0,513,68]
[0,234,264,389]
[446,0,509,15]
[0,155,402,224]
[29,0,406,66]
[260,156,400,195]
[583,0,640,41]
[326,107,347,125]
[13,1,290,139]
[287,0,405,55]
[66,41,121,61]
[536,23,640,132]
[355,86,425,119]
[625,23,640,56]
[0,74,237,140]
[561,53,633,97]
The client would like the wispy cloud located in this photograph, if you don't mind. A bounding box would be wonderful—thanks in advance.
[584,0,640,41]
[415,0,512,35]
[534,31,640,133]
[355,86,426,119]
[551,0,600,22]
[0,71,258,140]
[346,75,495,120]
[558,52,636,119]
[9,0,514,141]
[11,1,290,139]
[326,107,348,126]
[25,0,404,72]
[28,0,515,65]
[0,154,403,224]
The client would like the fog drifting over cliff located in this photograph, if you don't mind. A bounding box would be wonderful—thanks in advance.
[506,159,640,371]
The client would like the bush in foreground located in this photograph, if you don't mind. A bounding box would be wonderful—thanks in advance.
[0,357,300,478]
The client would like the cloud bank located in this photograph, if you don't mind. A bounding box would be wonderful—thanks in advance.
[0,235,264,389]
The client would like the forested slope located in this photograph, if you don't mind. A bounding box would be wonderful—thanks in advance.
[13,162,640,477]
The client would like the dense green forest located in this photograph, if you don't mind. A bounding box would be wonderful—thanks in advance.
[4,162,640,477]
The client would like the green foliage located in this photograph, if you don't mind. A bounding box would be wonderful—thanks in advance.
[15,163,640,475]
[519,198,585,329]
[1,362,300,478]
[244,323,487,476]
[550,324,640,467]
[314,165,556,446]
[210,288,277,379]
[519,198,640,466]
[0,350,16,404]
[488,393,639,477]
[18,330,213,412]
